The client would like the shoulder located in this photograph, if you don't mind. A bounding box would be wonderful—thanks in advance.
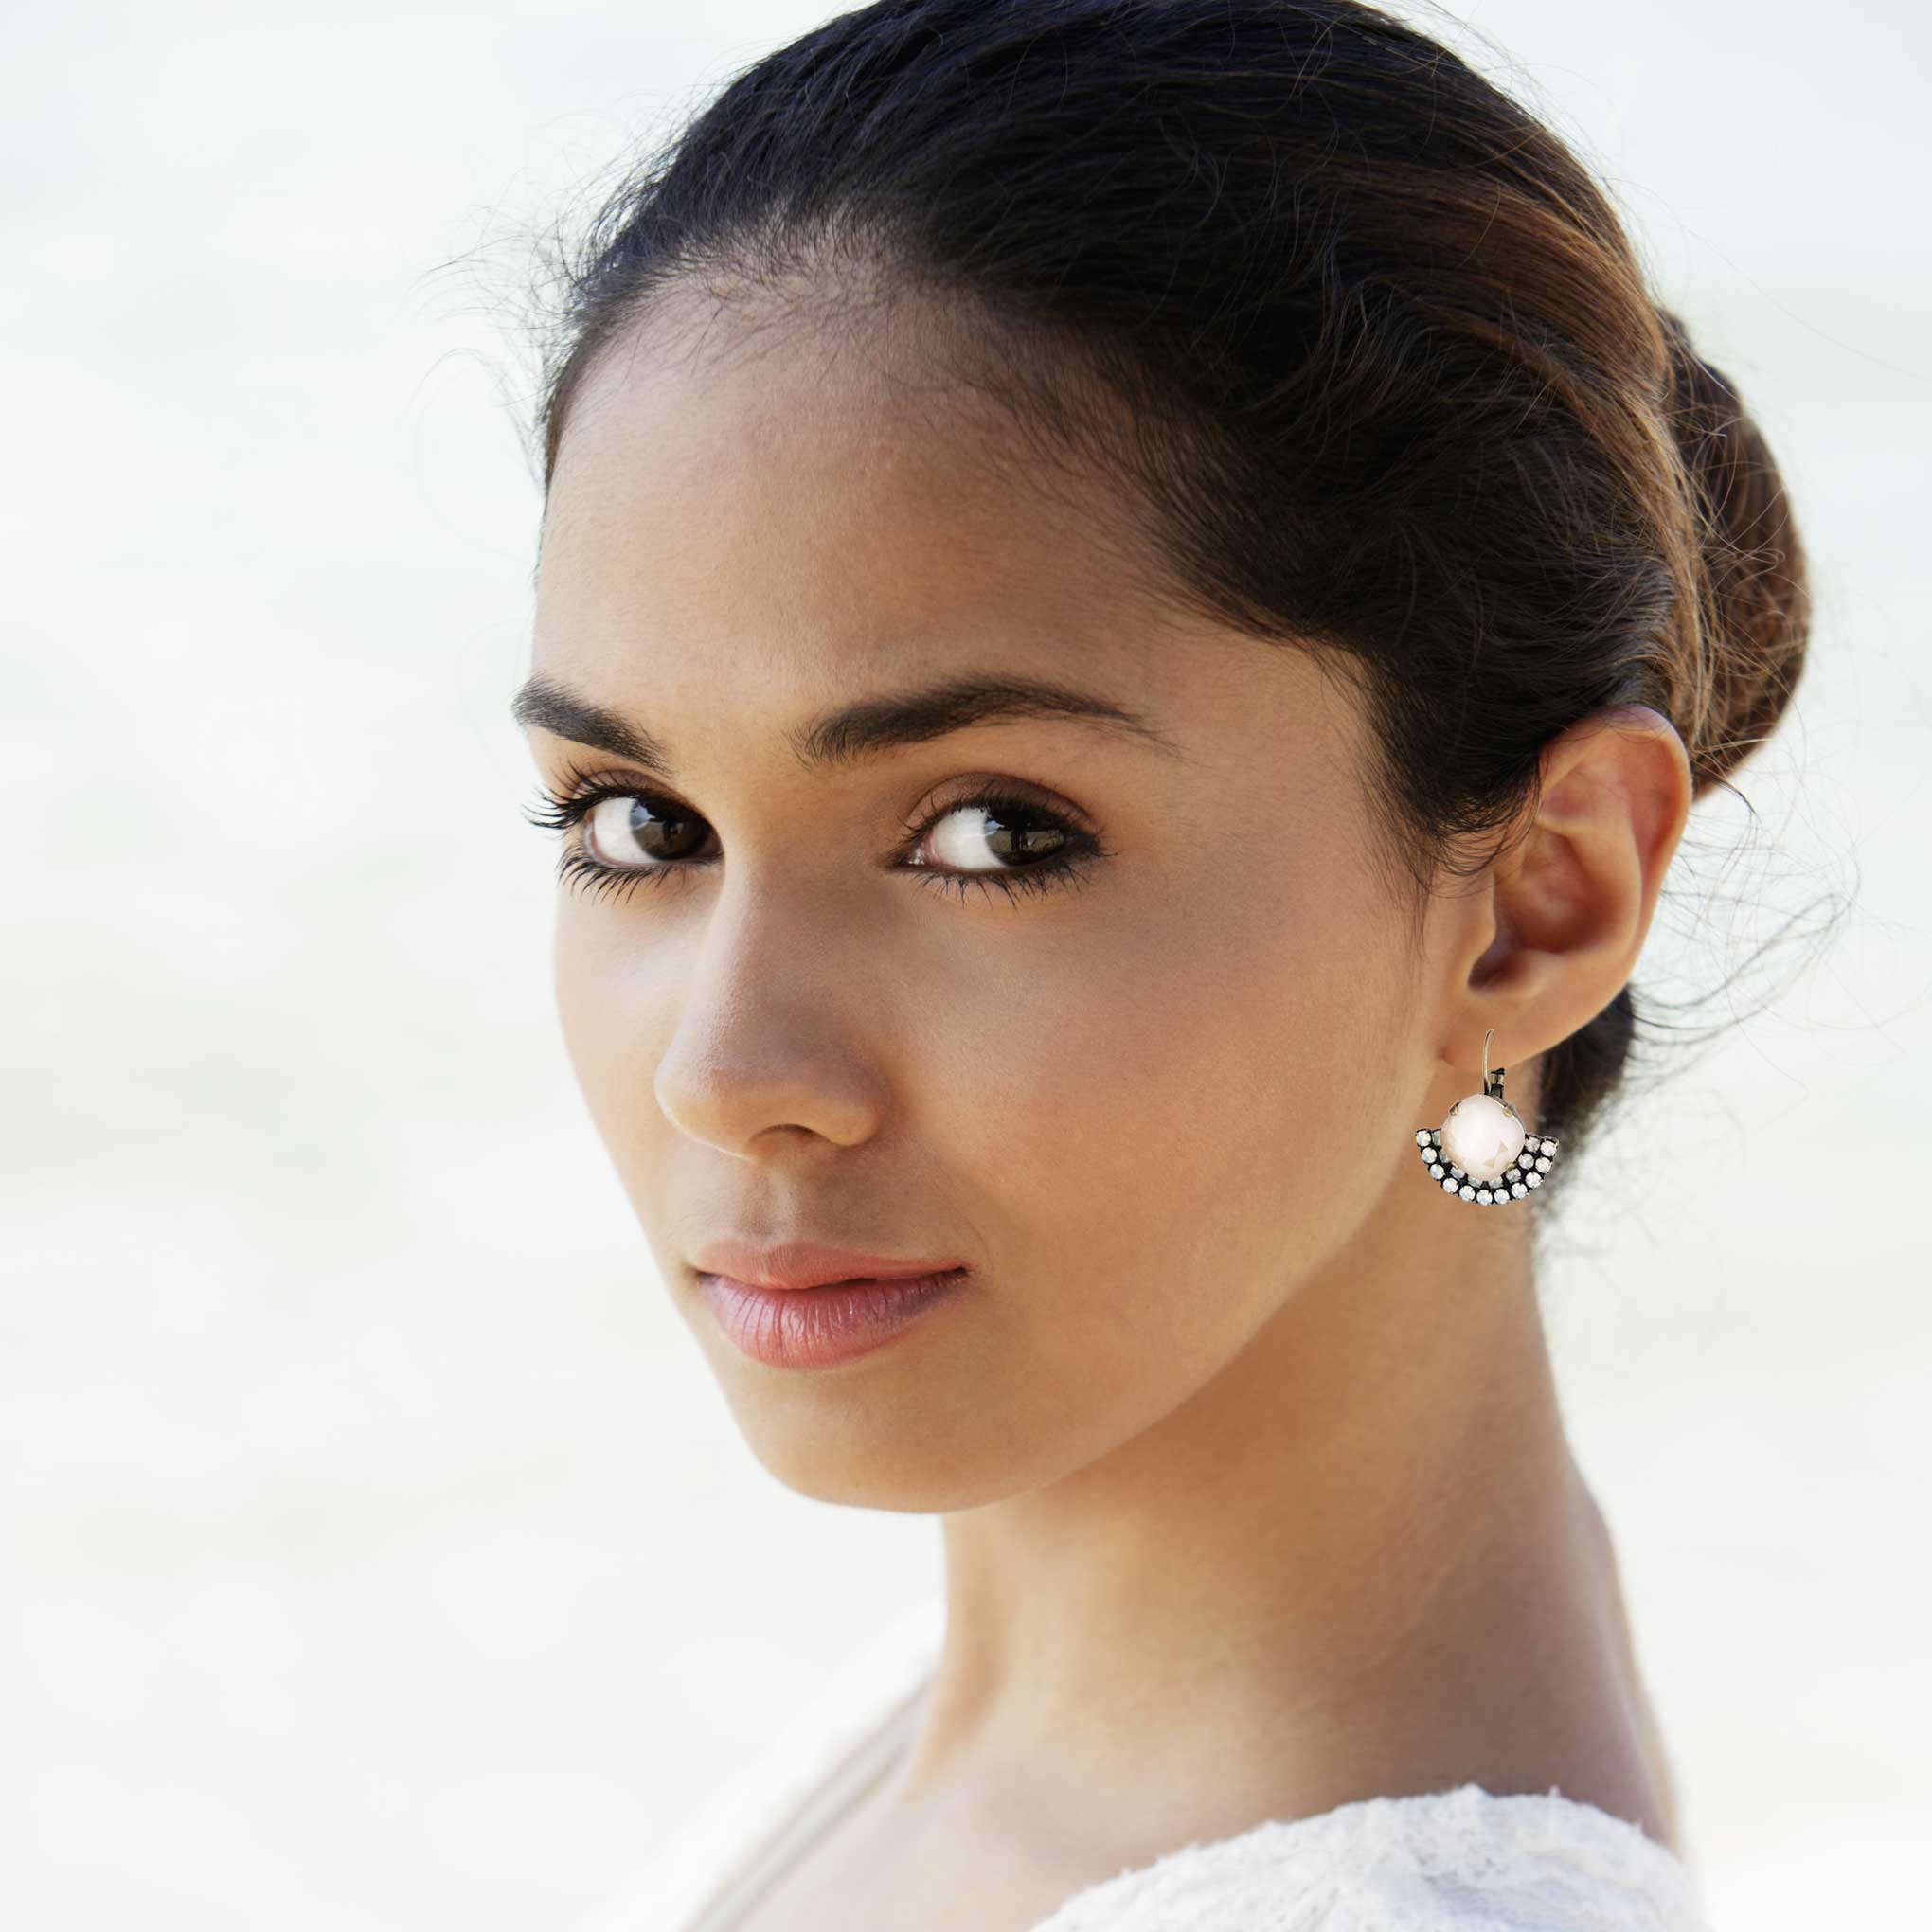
[1032,1784,1715,1932]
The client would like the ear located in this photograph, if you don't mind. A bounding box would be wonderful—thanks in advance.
[1453,705,1692,1068]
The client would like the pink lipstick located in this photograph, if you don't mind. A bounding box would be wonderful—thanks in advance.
[691,1247,971,1369]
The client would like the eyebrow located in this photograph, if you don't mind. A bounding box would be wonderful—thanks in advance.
[509,669,1189,778]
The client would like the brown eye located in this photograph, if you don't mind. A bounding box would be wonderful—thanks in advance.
[583,794,714,868]
[526,770,1108,909]
[915,798,1072,873]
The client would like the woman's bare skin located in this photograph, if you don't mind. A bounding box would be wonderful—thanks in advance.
[726,1318,1683,1932]
[521,287,1694,1931]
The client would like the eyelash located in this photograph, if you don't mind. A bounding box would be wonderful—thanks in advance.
[520,760,1111,907]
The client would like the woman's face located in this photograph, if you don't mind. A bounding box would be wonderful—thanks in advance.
[523,295,1438,1509]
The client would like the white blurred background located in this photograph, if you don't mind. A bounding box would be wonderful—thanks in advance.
[4,2,1925,1926]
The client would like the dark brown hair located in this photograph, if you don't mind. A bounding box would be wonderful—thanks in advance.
[522,0,1812,1171]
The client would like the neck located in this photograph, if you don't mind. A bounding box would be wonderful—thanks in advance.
[894,1222,1680,1863]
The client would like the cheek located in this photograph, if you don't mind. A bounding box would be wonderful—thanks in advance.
[548,901,662,1171]
[943,858,1411,1390]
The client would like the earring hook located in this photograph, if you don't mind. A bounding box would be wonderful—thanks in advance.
[1481,1027,1506,1100]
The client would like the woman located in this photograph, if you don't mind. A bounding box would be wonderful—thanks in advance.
[510,2,1808,1925]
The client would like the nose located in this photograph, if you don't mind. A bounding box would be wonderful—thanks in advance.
[650,873,891,1158]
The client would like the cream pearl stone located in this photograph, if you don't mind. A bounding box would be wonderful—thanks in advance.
[1440,1092,1526,1185]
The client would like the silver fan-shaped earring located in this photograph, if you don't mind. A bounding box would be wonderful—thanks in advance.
[1413,1029,1559,1205]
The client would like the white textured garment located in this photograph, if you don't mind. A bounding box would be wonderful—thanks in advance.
[580,1596,1716,1932]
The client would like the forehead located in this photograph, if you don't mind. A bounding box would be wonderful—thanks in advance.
[532,289,1218,714]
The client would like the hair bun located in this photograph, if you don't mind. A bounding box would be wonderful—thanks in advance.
[1655,307,1812,795]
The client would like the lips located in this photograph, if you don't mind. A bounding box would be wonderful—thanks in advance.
[697,1266,970,1368]
[689,1237,970,1293]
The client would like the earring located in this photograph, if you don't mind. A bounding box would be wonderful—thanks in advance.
[1413,1029,1559,1205]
